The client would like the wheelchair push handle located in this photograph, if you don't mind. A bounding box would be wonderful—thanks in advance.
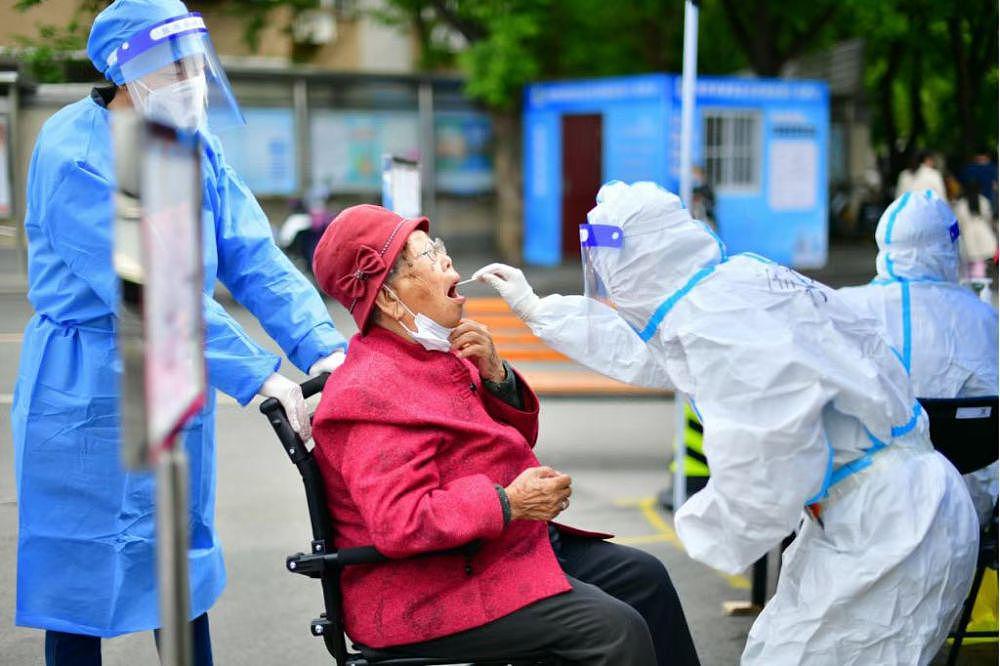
[300,372,333,400]
[260,372,331,460]
[259,372,331,418]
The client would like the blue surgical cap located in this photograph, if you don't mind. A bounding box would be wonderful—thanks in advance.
[87,0,191,85]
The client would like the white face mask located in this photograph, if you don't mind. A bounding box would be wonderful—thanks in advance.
[136,75,208,130]
[383,285,454,352]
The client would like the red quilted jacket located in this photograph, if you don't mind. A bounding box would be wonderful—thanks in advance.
[312,327,591,648]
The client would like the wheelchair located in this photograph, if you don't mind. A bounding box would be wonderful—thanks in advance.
[260,373,556,665]
[917,395,999,666]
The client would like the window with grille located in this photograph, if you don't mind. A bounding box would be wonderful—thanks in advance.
[703,110,761,191]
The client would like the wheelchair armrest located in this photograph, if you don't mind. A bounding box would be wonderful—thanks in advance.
[286,541,481,577]
[287,546,389,577]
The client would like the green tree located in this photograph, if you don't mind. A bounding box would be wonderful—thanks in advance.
[853,0,998,181]
[378,0,997,224]
[710,0,843,76]
[12,0,105,83]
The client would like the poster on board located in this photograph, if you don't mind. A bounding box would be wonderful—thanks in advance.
[312,111,419,193]
[311,110,495,195]
[212,108,297,195]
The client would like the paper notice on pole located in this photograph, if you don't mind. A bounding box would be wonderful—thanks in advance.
[0,117,10,218]
[141,127,205,453]
[768,140,817,211]
[382,155,421,219]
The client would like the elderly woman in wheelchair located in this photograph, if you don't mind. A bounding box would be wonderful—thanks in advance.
[306,205,700,666]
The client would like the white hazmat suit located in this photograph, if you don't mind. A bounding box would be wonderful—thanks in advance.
[839,190,999,526]
[476,182,978,665]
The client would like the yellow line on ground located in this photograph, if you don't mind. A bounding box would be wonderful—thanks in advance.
[622,496,751,591]
[612,534,677,546]
[636,497,684,548]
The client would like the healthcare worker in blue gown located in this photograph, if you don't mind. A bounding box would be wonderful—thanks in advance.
[10,1,348,663]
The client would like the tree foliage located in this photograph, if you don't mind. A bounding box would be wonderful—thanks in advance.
[11,0,105,83]
[850,0,999,170]
[377,0,998,167]
[11,0,998,167]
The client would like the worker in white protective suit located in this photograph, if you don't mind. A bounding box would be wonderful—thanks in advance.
[474,181,979,665]
[839,190,999,526]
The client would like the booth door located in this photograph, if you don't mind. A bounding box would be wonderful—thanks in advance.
[561,114,603,260]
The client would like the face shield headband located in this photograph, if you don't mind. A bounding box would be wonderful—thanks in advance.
[109,13,244,132]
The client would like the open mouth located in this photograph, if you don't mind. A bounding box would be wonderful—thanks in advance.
[446,278,466,304]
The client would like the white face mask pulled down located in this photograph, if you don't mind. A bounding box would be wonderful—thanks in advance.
[134,75,208,130]
[383,285,455,352]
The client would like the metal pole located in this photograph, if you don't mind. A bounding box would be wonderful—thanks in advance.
[156,443,193,666]
[293,77,311,201]
[417,79,436,220]
[679,0,699,207]
[673,1,699,513]
[672,394,688,513]
[751,554,768,608]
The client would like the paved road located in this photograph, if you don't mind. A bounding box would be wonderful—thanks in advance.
[0,281,993,664]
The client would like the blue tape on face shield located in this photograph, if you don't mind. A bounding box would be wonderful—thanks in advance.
[112,12,244,131]
[580,223,623,305]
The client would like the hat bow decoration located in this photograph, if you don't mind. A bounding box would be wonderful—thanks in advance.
[338,245,387,310]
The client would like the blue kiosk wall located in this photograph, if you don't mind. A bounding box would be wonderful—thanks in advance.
[523,74,829,268]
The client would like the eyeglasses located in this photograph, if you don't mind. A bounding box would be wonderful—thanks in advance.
[412,238,448,269]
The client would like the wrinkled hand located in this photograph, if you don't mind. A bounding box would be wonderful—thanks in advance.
[505,466,572,521]
[472,263,541,321]
[309,350,346,376]
[258,373,311,441]
[449,319,505,382]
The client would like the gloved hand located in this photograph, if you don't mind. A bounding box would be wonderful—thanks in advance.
[308,350,346,376]
[258,373,311,441]
[472,263,541,321]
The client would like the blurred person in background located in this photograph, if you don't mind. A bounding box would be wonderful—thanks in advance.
[897,151,948,200]
[953,182,998,279]
[277,197,312,263]
[961,149,999,214]
[10,1,347,663]
[690,166,716,232]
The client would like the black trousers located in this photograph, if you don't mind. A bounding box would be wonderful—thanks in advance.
[44,612,213,666]
[376,530,700,665]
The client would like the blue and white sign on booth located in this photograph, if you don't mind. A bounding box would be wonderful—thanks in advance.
[523,73,829,268]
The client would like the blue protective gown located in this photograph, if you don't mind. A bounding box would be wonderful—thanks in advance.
[11,91,347,637]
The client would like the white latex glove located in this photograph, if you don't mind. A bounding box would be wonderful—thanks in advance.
[258,373,311,441]
[472,263,541,321]
[308,350,346,376]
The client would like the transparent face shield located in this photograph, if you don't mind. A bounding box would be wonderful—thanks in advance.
[112,13,244,132]
[580,223,623,308]
[581,222,635,354]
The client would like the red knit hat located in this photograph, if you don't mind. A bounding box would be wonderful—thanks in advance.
[313,204,429,333]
